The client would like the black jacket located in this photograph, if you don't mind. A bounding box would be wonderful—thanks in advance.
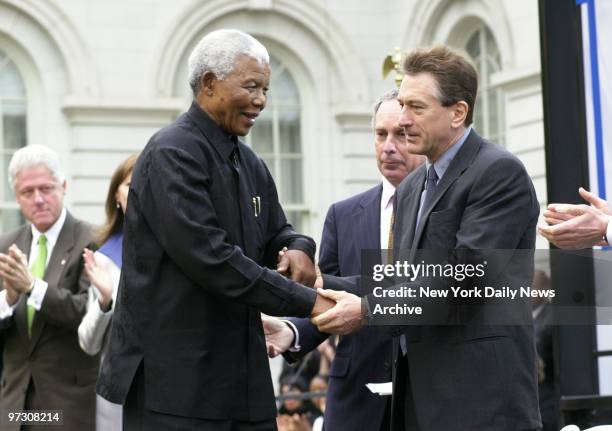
[97,103,317,421]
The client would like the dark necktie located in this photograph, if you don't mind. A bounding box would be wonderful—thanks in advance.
[230,144,240,172]
[423,164,439,209]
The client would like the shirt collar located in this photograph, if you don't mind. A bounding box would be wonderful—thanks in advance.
[381,176,396,208]
[187,101,238,160]
[31,207,67,250]
[425,126,471,181]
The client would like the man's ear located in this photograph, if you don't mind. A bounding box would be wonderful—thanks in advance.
[201,72,217,96]
[451,101,469,128]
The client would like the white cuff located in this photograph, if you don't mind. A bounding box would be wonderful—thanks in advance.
[0,290,17,319]
[606,216,612,245]
[280,319,301,352]
[27,278,48,311]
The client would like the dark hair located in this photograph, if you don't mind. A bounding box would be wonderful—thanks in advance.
[402,45,478,126]
[97,153,139,245]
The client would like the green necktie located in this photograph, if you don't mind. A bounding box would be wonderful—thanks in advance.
[28,234,47,337]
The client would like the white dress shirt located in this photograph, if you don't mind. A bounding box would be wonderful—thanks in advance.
[0,208,67,317]
[380,177,396,250]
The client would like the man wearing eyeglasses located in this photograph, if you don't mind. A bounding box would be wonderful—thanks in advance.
[0,145,97,431]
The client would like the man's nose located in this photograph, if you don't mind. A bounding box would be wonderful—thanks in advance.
[33,189,45,204]
[399,108,412,128]
[252,89,266,108]
[383,136,397,153]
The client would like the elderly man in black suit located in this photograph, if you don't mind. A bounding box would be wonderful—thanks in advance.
[96,29,333,431]
[311,46,542,431]
[0,145,97,431]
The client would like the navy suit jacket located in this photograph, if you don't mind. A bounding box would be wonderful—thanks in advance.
[287,184,392,431]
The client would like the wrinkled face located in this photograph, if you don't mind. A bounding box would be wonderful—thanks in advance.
[202,54,270,136]
[374,99,425,186]
[14,165,65,232]
[115,172,132,214]
[398,72,465,162]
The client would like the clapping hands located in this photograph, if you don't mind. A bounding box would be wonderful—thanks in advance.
[539,187,611,249]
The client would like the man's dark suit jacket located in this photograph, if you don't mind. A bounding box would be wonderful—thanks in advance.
[97,103,317,423]
[0,212,98,431]
[325,130,541,431]
[287,184,392,431]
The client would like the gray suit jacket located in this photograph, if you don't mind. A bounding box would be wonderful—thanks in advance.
[0,211,98,431]
[325,130,541,431]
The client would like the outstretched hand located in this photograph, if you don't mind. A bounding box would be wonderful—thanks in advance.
[261,315,294,358]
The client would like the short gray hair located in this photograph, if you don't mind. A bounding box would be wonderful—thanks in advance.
[8,145,66,189]
[372,89,400,128]
[188,29,270,97]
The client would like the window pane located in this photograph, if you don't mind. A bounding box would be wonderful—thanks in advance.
[280,159,303,204]
[0,56,26,98]
[1,48,27,232]
[3,109,27,149]
[463,26,503,145]
[285,210,303,233]
[272,70,300,106]
[250,116,274,154]
[279,110,301,153]
[466,32,480,59]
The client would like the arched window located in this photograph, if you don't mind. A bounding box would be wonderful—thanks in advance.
[246,56,307,232]
[465,25,505,145]
[0,48,26,231]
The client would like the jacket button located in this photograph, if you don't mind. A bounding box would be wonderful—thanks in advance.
[384,362,390,369]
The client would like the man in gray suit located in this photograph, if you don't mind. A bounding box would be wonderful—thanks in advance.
[312,46,541,431]
[0,145,97,431]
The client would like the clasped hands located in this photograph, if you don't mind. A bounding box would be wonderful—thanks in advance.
[539,187,612,249]
[0,244,35,305]
[268,248,364,357]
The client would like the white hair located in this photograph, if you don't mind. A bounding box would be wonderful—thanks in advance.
[8,145,66,189]
[187,29,270,96]
[371,88,400,128]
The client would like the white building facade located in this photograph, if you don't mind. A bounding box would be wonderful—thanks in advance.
[0,0,546,248]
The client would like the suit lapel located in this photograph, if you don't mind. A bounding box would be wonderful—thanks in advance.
[412,130,482,248]
[396,166,426,252]
[13,226,32,341]
[29,213,76,351]
[357,184,382,251]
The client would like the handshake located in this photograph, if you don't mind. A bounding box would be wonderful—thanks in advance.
[273,248,364,351]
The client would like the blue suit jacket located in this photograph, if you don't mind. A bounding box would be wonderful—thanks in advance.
[287,184,392,431]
